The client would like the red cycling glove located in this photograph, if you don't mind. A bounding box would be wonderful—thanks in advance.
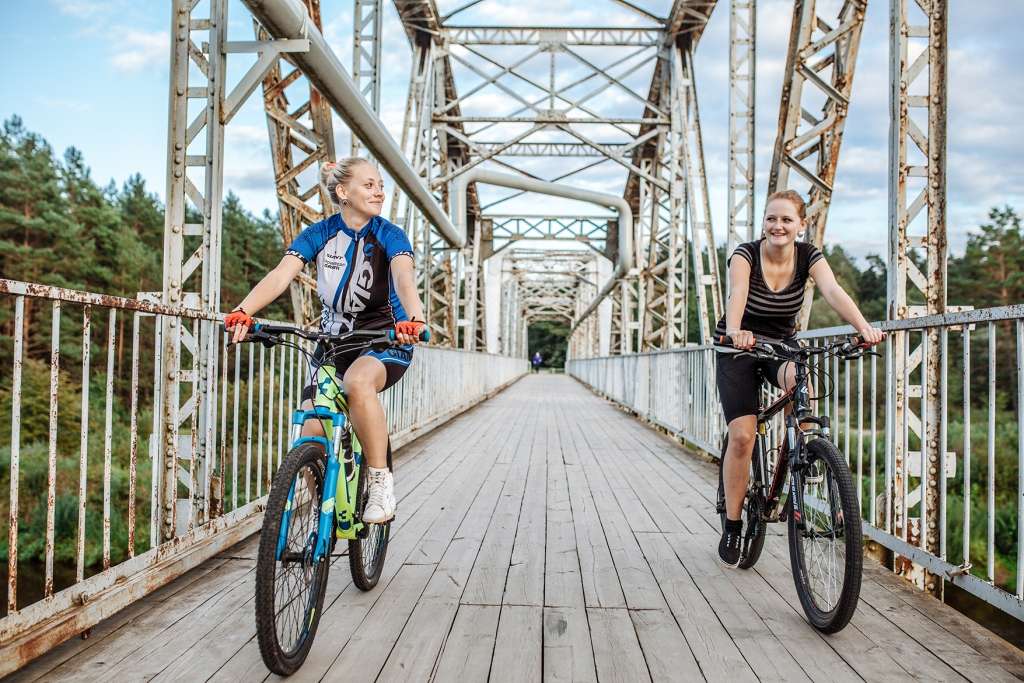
[395,319,426,340]
[225,308,254,331]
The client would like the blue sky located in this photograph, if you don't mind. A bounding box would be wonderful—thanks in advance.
[3,0,1022,261]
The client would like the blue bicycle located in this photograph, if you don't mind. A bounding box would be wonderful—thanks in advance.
[237,323,428,675]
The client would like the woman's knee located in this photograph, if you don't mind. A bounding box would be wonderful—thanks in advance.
[727,420,757,454]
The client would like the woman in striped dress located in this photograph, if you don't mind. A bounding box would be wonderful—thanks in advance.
[715,190,884,567]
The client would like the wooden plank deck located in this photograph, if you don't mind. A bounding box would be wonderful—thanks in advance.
[10,375,1024,682]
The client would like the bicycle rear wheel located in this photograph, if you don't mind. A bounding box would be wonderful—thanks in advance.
[255,443,331,675]
[717,435,767,569]
[349,440,392,590]
[788,438,863,633]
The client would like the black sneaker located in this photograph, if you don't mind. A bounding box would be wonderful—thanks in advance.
[718,527,742,567]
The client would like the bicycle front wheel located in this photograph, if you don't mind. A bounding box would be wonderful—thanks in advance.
[255,443,331,675]
[788,438,863,633]
[349,440,392,590]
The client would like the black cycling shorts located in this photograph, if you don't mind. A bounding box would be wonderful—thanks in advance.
[715,345,792,424]
[300,341,412,404]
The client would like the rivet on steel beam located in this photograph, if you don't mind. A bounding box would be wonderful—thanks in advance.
[174,170,183,178]
[172,225,181,234]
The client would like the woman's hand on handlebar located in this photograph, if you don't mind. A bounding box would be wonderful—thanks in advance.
[395,319,428,345]
[856,326,885,347]
[225,308,254,345]
[725,329,755,350]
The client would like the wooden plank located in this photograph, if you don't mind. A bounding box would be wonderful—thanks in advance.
[377,465,510,681]
[570,435,664,610]
[169,402,506,682]
[207,639,267,683]
[282,424,508,682]
[319,563,435,680]
[666,532,845,682]
[542,606,595,683]
[587,607,650,682]
[461,402,535,606]
[633,531,757,681]
[431,604,500,681]
[492,605,542,683]
[563,463,627,609]
[503,411,547,607]
[556,403,627,610]
[104,561,260,680]
[35,558,256,680]
[6,557,236,682]
[629,608,704,681]
[757,539,964,681]
[544,418,585,609]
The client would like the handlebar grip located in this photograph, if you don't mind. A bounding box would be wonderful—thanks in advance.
[388,328,431,343]
[717,335,732,345]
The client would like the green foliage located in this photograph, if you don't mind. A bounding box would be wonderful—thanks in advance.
[529,321,569,369]
[0,117,293,591]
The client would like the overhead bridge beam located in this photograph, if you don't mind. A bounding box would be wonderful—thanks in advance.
[242,0,460,246]
[452,168,632,337]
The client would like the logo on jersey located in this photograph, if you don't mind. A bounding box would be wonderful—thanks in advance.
[324,252,346,271]
[338,245,374,331]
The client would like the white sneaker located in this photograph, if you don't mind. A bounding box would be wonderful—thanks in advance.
[362,467,396,524]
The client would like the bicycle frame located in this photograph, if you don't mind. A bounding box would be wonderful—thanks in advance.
[275,368,366,566]
[751,356,833,525]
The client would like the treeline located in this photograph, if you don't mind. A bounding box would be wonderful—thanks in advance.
[0,116,291,608]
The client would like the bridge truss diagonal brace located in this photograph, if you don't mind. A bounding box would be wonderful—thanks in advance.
[256,0,335,327]
[887,0,948,597]
[674,46,723,345]
[162,0,231,542]
[352,0,383,155]
[727,0,756,264]
[768,0,868,330]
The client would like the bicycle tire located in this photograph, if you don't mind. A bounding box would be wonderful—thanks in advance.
[717,435,768,570]
[348,440,392,590]
[787,437,863,633]
[255,443,331,675]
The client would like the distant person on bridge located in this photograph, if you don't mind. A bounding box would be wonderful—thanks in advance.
[224,157,427,524]
[714,189,884,567]
[531,351,543,373]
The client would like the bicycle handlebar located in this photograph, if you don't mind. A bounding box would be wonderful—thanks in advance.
[715,334,879,361]
[229,322,431,346]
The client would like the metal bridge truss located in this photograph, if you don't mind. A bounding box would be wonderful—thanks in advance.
[767,0,868,328]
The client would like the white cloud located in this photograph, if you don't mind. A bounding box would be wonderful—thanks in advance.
[111,30,167,73]
[52,0,113,18]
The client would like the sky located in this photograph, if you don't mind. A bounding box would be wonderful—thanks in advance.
[2,0,1022,262]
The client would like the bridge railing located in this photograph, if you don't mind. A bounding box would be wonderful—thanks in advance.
[568,305,1024,623]
[0,279,527,673]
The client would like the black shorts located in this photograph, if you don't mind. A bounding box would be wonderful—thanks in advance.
[715,344,793,424]
[300,342,413,404]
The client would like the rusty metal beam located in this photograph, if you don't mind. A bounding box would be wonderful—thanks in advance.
[768,0,867,329]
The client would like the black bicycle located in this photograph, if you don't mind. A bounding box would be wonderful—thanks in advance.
[714,334,874,633]
[233,322,427,675]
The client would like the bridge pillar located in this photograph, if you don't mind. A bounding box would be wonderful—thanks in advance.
[888,0,949,598]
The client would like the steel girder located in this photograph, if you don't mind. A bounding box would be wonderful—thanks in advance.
[727,0,756,263]
[485,215,610,254]
[352,0,384,155]
[256,0,334,326]
[442,26,663,47]
[888,0,948,597]
[769,0,867,329]
[162,0,238,539]
[393,0,479,349]
[623,1,719,352]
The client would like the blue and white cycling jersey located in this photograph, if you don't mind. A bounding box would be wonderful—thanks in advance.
[285,214,415,334]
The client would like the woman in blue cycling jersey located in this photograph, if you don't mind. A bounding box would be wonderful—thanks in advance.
[225,158,426,524]
[715,189,883,567]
